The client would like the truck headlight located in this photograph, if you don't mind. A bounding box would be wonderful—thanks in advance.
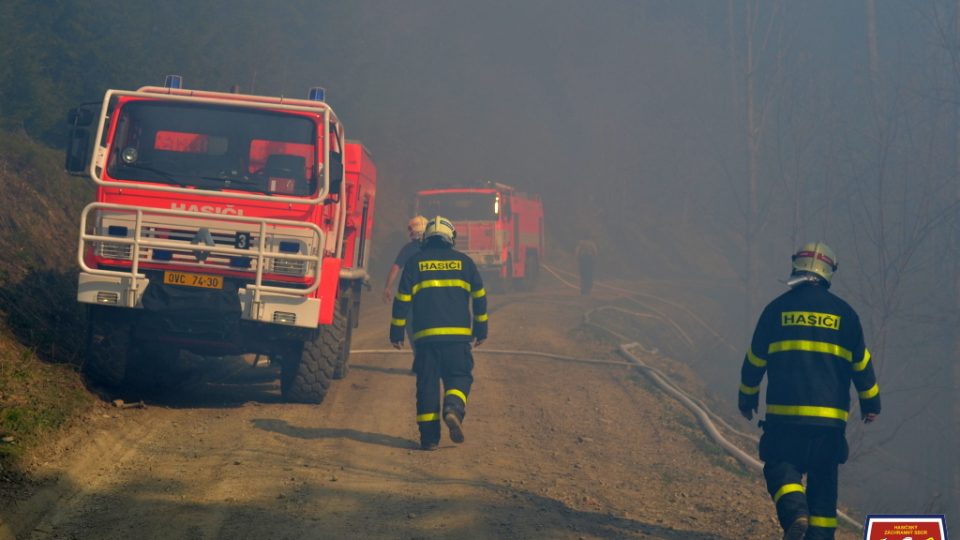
[271,259,307,276]
[97,242,132,260]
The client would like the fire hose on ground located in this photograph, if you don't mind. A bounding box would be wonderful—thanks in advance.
[353,263,863,531]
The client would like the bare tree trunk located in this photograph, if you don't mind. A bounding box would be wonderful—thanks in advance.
[866,0,882,120]
[953,0,960,516]
[745,1,760,323]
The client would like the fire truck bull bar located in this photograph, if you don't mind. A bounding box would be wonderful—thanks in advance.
[77,202,326,329]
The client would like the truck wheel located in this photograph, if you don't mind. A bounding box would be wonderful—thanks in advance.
[332,305,353,379]
[521,251,540,291]
[125,343,183,390]
[84,306,133,388]
[279,327,338,404]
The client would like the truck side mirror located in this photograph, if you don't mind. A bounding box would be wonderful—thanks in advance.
[327,151,344,195]
[65,106,97,176]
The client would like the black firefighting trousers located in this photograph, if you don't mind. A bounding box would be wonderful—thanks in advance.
[413,342,474,446]
[759,424,848,540]
[578,257,594,295]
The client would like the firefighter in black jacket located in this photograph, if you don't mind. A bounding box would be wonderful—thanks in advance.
[739,242,880,540]
[390,216,488,451]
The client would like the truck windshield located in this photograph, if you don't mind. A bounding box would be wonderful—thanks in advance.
[106,101,318,196]
[417,193,497,221]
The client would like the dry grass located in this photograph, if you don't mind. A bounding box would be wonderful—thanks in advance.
[0,130,95,475]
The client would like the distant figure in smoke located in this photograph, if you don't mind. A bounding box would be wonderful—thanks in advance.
[575,237,598,295]
[383,216,428,351]
[738,242,880,540]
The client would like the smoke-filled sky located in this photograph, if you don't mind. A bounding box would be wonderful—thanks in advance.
[222,1,957,521]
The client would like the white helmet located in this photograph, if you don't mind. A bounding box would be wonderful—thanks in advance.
[423,216,456,246]
[790,242,838,284]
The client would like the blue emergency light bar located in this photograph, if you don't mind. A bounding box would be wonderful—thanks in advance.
[308,87,325,102]
[164,75,183,89]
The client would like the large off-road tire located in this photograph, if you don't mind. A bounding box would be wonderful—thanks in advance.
[487,256,511,294]
[332,305,353,380]
[519,251,540,292]
[279,326,338,404]
[124,343,183,390]
[84,306,134,388]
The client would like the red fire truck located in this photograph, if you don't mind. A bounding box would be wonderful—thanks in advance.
[415,183,543,291]
[64,76,376,403]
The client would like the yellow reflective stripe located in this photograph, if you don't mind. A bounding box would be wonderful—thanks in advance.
[809,516,838,529]
[768,340,853,362]
[445,389,467,405]
[773,483,805,503]
[471,288,486,298]
[475,313,489,322]
[396,292,412,302]
[739,383,760,395]
[747,349,767,368]
[416,412,439,422]
[391,318,406,327]
[858,383,879,399]
[852,348,871,371]
[412,279,471,295]
[767,404,849,421]
[413,327,473,340]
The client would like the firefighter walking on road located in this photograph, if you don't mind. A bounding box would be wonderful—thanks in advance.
[575,237,598,295]
[383,216,428,352]
[738,242,881,540]
[390,216,488,451]
[383,216,427,304]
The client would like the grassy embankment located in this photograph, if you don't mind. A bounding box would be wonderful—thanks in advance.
[0,130,94,475]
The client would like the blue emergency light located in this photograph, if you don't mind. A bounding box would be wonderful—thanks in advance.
[164,75,183,89]
[278,241,301,254]
[308,87,325,102]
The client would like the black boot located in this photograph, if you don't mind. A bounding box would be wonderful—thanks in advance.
[783,516,808,540]
[443,408,464,444]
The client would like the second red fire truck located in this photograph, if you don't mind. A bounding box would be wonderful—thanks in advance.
[65,76,376,404]
[415,183,544,291]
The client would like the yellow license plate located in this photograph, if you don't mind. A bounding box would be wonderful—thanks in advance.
[163,271,223,289]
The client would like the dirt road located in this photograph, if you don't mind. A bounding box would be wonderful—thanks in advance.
[1,281,861,539]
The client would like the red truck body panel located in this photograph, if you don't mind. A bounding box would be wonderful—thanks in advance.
[341,142,377,273]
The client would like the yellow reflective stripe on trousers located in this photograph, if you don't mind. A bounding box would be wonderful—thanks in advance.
[809,516,838,529]
[396,292,412,302]
[773,483,805,503]
[852,348,871,371]
[445,388,467,405]
[391,318,406,327]
[471,288,486,298]
[858,383,879,399]
[412,279,471,295]
[413,327,473,340]
[767,404,849,421]
[475,313,489,322]
[768,340,853,362]
[747,349,767,368]
[417,412,439,422]
[739,383,760,395]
